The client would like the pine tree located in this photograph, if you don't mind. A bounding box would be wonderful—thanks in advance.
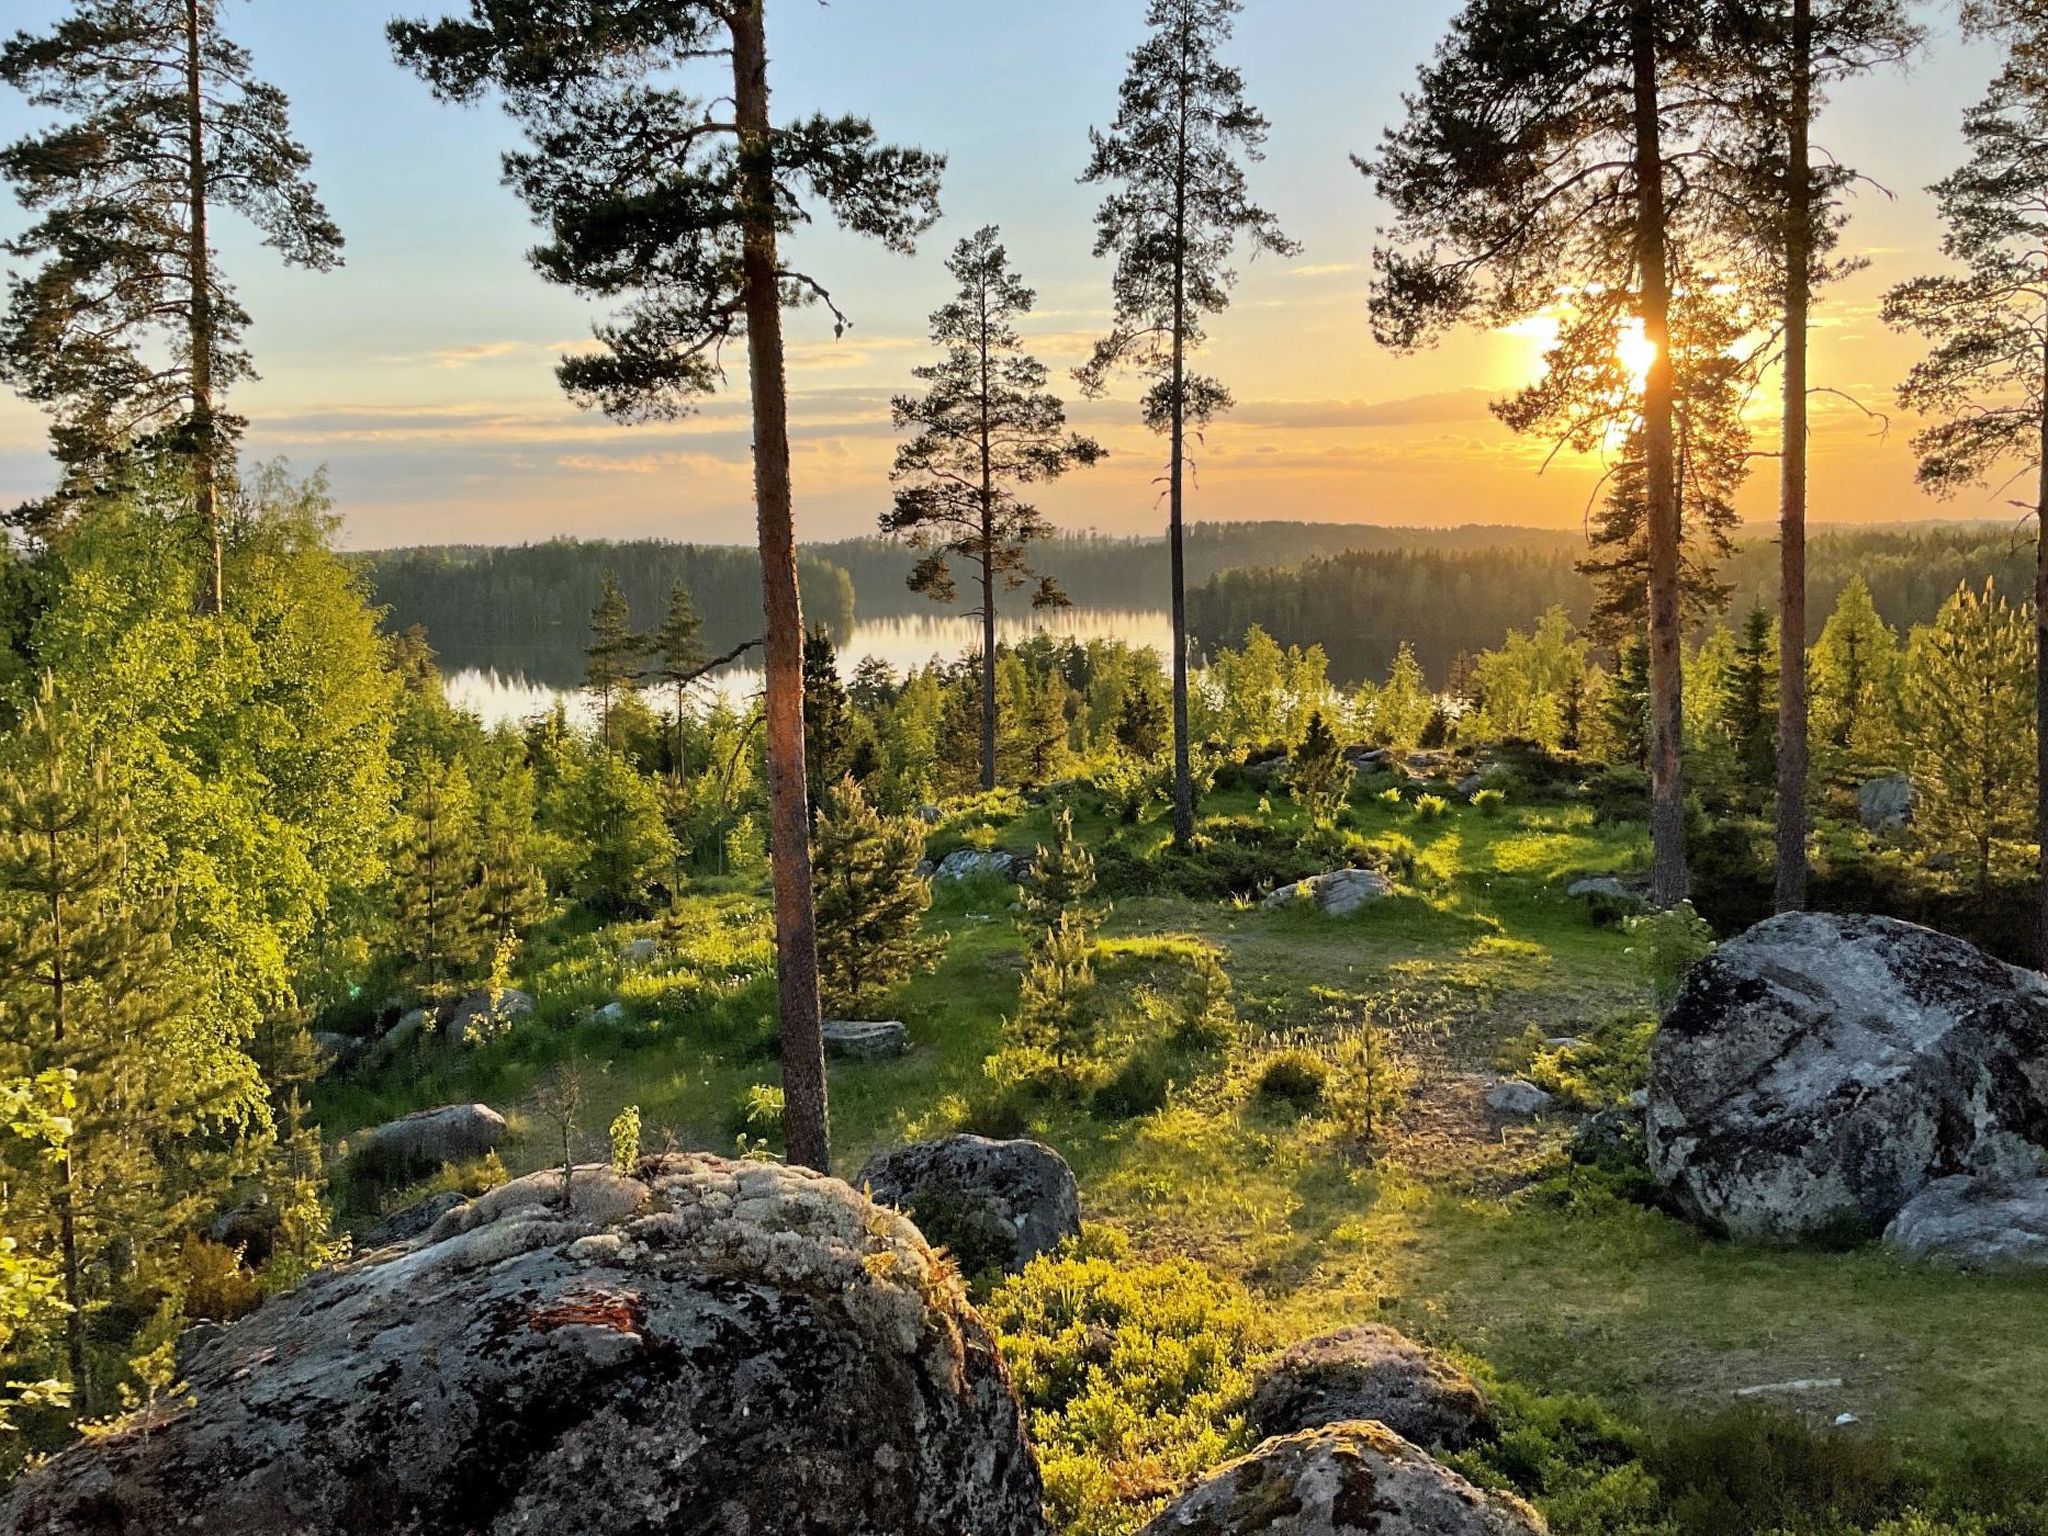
[1078,0,1298,850]
[647,582,708,773]
[1288,710,1349,826]
[0,1,343,607]
[1810,576,1903,780]
[1902,582,2036,897]
[885,227,1105,792]
[810,779,940,1018]
[390,753,484,996]
[1114,678,1169,761]
[1365,0,1731,906]
[1605,639,1653,770]
[1885,29,2048,955]
[1717,0,1919,912]
[391,0,944,1175]
[0,682,262,1414]
[473,740,548,945]
[1021,807,1099,931]
[584,572,642,753]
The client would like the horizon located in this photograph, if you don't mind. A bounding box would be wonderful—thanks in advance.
[0,0,2018,548]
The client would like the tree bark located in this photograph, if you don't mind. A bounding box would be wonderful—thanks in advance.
[1632,0,1689,908]
[1167,26,1195,851]
[184,0,221,616]
[979,285,999,793]
[732,2,828,1173]
[2035,327,2048,968]
[1775,0,1813,914]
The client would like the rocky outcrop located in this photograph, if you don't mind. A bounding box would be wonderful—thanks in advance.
[860,1135,1081,1276]
[358,1190,467,1250]
[1263,869,1393,918]
[1858,774,1914,833]
[1647,913,2048,1242]
[1139,1422,1545,1536]
[349,1103,508,1180]
[1249,1327,1492,1451]
[1884,1175,2048,1268]
[2,1155,1048,1536]
[824,1019,910,1060]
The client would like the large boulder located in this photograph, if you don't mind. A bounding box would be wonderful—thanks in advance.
[824,1019,910,1060]
[2,1154,1048,1536]
[348,1103,507,1180]
[859,1135,1081,1276]
[1647,913,2048,1241]
[1858,774,1915,833]
[937,849,1018,882]
[1139,1422,1545,1536]
[1884,1175,2048,1268]
[1249,1326,1492,1451]
[1263,869,1393,918]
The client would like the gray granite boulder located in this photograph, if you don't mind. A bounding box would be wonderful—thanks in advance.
[1249,1326,1492,1450]
[1858,774,1915,832]
[1,1155,1049,1536]
[1139,1422,1545,1536]
[350,1103,507,1180]
[824,1019,910,1060]
[1884,1175,2048,1268]
[358,1190,467,1250]
[937,849,1017,881]
[1264,869,1394,917]
[1486,1081,1554,1117]
[859,1135,1081,1275]
[1648,913,2048,1242]
[445,987,534,1046]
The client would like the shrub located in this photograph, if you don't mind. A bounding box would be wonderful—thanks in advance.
[1471,787,1508,817]
[1624,903,1717,1011]
[1583,764,1651,826]
[1646,1406,1905,1536]
[1254,1049,1328,1112]
[1413,793,1451,822]
[984,1229,1273,1536]
[1095,1051,1172,1120]
[1377,786,1406,810]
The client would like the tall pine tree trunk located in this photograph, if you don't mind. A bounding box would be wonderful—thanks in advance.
[1632,0,1689,907]
[45,813,86,1412]
[184,0,222,617]
[1167,52,1195,851]
[1775,0,1813,914]
[2035,324,2048,968]
[979,322,999,793]
[732,2,828,1173]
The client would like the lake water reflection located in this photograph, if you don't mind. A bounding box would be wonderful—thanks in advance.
[444,608,1174,729]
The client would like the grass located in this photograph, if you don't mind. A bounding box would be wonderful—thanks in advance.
[315,777,2048,1529]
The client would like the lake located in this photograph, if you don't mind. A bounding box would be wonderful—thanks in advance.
[444,607,1175,729]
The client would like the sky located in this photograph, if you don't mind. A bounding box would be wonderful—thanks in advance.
[0,0,2018,550]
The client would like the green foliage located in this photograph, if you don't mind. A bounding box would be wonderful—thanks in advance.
[0,1069,73,1439]
[391,752,486,996]
[1253,1048,1328,1112]
[543,737,676,918]
[1504,1016,1656,1111]
[984,1229,1274,1536]
[1625,903,1718,1012]
[1286,708,1349,825]
[608,1105,641,1174]
[1413,793,1451,822]
[1472,787,1508,817]
[1901,581,2035,895]
[584,571,644,749]
[1022,806,1101,931]
[811,778,941,1017]
[1810,576,1904,783]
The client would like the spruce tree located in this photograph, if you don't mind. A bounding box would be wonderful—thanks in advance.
[1884,30,2048,956]
[1365,0,1727,905]
[802,629,852,814]
[810,779,939,1018]
[1114,678,1169,761]
[1901,582,2035,898]
[474,741,548,946]
[1720,606,1779,797]
[1810,576,1903,779]
[1288,709,1349,826]
[1605,639,1653,770]
[584,572,642,753]
[0,682,262,1414]
[0,0,343,608]
[390,0,944,1175]
[1079,0,1298,850]
[885,227,1104,792]
[390,753,484,996]
[647,582,708,772]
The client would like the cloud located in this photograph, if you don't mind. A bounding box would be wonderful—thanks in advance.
[1287,262,1367,279]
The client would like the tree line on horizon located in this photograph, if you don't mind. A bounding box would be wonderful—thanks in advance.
[8,0,2048,1176]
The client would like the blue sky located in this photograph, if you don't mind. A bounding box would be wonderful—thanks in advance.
[0,0,2012,547]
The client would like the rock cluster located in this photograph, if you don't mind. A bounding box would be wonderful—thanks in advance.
[1648,912,2048,1243]
[2,1154,1049,1536]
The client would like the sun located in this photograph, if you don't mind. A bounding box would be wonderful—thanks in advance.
[1616,320,1658,388]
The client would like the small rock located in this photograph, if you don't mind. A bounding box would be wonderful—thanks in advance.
[823,1020,910,1060]
[310,1031,366,1069]
[1835,1413,1860,1427]
[1487,1080,1554,1117]
[859,1135,1081,1276]
[1566,876,1637,905]
[1137,1421,1545,1536]
[937,849,1017,882]
[1735,1377,1845,1398]
[1263,868,1393,918]
[444,987,533,1047]
[619,937,660,968]
[589,1000,630,1027]
[1248,1325,1492,1450]
[917,804,944,824]
[1883,1175,2048,1268]
[1570,1106,1645,1165]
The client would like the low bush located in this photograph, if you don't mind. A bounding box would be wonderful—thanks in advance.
[1413,793,1451,822]
[984,1228,1274,1536]
[1253,1048,1328,1112]
[1472,787,1508,817]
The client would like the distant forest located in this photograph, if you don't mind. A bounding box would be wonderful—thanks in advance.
[355,522,2028,692]
[356,541,857,682]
